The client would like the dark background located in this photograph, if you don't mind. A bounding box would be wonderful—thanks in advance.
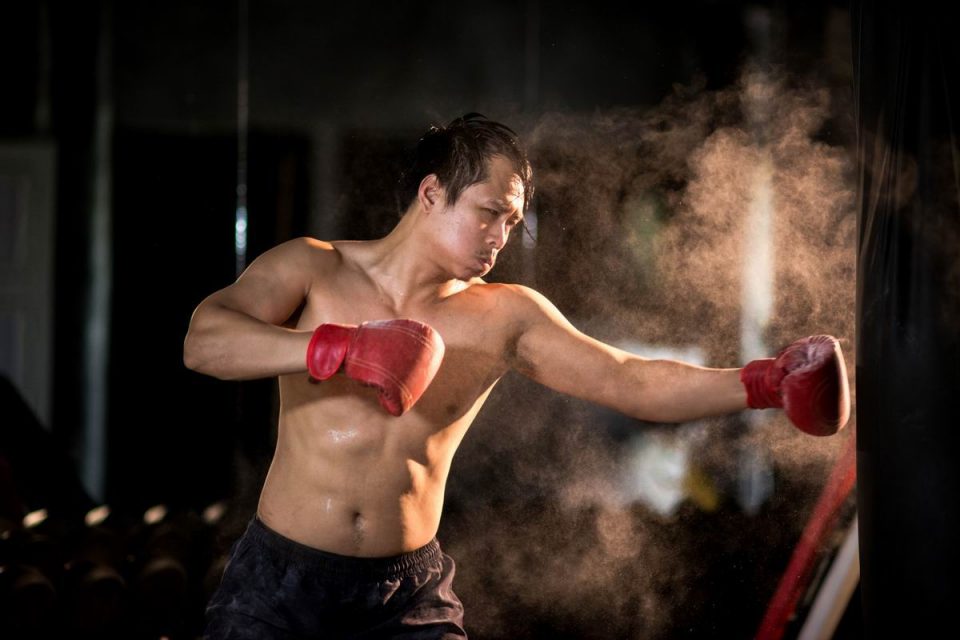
[1,1,859,638]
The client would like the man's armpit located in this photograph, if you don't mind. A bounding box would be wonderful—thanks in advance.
[504,300,553,379]
[280,298,307,329]
[503,327,536,376]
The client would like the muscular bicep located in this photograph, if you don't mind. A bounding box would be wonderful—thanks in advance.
[194,237,325,327]
[510,287,635,406]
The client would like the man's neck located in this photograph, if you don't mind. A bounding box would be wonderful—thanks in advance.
[356,215,468,310]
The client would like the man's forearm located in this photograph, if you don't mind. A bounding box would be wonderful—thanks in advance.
[623,358,748,423]
[183,304,313,381]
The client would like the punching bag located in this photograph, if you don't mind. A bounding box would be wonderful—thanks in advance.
[853,0,960,636]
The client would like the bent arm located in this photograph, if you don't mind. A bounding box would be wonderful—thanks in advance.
[183,237,326,381]
[509,286,747,423]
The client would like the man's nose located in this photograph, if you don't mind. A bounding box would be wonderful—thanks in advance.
[487,222,509,249]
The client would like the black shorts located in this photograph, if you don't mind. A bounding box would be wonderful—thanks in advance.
[204,517,467,639]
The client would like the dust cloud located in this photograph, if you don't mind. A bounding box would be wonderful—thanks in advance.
[444,65,858,638]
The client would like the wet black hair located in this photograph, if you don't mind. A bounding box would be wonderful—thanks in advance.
[396,113,534,216]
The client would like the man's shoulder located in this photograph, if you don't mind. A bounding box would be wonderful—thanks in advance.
[479,281,553,301]
[279,236,339,257]
[462,281,553,319]
[265,236,345,270]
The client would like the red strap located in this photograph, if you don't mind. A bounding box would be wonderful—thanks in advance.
[755,434,858,640]
[741,358,784,409]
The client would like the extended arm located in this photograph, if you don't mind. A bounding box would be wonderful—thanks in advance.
[509,286,746,423]
[509,285,849,433]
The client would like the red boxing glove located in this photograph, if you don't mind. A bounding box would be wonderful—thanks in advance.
[306,319,445,416]
[740,335,851,436]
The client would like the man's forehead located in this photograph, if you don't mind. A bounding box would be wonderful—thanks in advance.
[475,175,525,208]
[484,192,524,210]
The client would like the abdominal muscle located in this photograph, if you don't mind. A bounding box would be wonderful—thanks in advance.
[255,378,457,558]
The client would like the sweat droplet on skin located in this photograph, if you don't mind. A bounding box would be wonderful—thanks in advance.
[329,427,359,443]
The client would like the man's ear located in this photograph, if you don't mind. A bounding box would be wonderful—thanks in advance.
[418,174,444,214]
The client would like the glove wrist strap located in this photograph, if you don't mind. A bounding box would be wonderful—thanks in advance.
[741,358,783,409]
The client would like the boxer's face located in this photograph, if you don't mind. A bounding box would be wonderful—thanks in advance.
[432,155,526,279]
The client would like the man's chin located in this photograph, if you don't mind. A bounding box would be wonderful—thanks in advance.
[461,263,492,280]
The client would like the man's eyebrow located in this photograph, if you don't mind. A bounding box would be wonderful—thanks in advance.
[485,198,523,212]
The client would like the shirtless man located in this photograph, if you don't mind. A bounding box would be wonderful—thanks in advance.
[185,114,850,639]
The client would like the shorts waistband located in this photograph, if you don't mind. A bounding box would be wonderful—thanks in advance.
[246,516,441,579]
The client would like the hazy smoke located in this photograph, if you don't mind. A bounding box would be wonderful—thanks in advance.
[445,65,857,638]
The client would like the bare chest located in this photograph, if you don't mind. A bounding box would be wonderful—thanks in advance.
[286,271,514,423]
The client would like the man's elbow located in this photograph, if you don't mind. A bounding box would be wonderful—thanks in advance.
[183,305,225,376]
[182,330,228,379]
[182,332,205,373]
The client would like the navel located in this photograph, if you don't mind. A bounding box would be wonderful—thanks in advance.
[351,512,366,546]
